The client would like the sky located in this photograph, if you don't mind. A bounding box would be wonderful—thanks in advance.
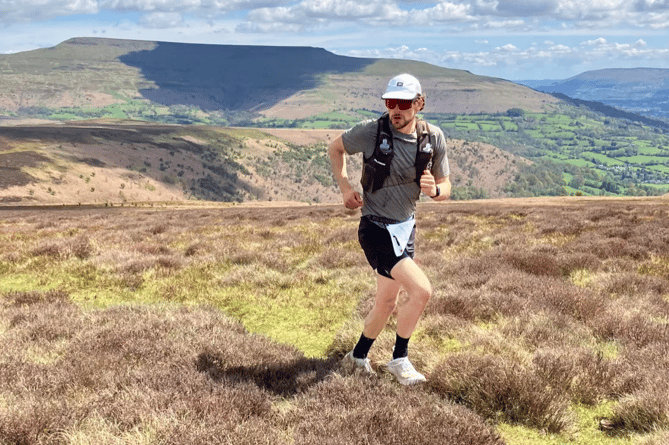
[1,0,669,81]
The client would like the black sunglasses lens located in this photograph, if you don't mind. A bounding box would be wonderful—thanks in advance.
[398,100,413,110]
[386,99,414,110]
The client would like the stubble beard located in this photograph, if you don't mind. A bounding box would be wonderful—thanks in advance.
[390,114,414,132]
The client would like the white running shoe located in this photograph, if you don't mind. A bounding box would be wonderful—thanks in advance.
[384,357,426,385]
[342,351,375,375]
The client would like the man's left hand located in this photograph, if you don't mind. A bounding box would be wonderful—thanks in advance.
[420,170,437,197]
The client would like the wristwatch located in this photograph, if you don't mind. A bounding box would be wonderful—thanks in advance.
[430,186,440,199]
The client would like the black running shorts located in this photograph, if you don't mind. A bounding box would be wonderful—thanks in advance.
[358,215,416,279]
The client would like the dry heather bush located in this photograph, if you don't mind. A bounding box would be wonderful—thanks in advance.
[539,215,585,237]
[502,312,590,350]
[556,252,602,276]
[420,313,470,340]
[291,375,504,445]
[70,235,94,259]
[134,241,173,255]
[29,235,94,260]
[442,252,514,289]
[532,348,620,405]
[605,387,669,434]
[601,273,669,302]
[317,247,366,269]
[324,225,358,245]
[0,301,298,444]
[602,343,669,401]
[196,350,340,398]
[427,287,515,323]
[584,206,630,223]
[486,271,604,322]
[571,235,630,260]
[504,248,563,277]
[30,240,69,259]
[624,343,669,379]
[5,289,69,307]
[430,353,572,433]
[591,310,669,349]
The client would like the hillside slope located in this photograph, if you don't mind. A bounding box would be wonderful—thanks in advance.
[0,37,558,121]
[0,120,525,206]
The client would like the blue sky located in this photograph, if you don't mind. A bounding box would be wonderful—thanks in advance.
[1,0,669,80]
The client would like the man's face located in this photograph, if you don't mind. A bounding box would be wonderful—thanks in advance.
[385,97,421,133]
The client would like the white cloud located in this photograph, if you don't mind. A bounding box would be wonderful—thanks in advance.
[412,2,474,23]
[476,19,526,30]
[346,35,668,79]
[0,0,667,37]
[582,37,609,46]
[0,0,98,23]
[0,0,293,24]
[498,43,518,51]
[633,0,669,11]
[139,12,184,28]
[579,36,669,61]
[495,0,559,16]
[242,0,407,30]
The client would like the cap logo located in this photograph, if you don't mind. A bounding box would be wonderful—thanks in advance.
[397,82,403,86]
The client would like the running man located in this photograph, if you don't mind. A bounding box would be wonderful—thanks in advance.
[328,73,451,384]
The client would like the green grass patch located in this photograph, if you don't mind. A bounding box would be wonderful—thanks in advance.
[581,152,627,166]
[499,402,633,445]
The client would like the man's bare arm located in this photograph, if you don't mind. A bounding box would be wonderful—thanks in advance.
[328,136,363,209]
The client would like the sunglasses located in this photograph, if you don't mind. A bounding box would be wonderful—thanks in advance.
[385,98,416,110]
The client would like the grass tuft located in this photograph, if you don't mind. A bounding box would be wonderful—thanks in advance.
[430,353,573,433]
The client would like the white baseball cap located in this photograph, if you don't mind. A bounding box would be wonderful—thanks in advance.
[381,73,422,100]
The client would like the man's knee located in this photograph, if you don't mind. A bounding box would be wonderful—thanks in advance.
[391,260,432,304]
[411,282,432,305]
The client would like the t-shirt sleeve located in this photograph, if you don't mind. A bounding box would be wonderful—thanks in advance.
[430,126,450,179]
[341,119,377,157]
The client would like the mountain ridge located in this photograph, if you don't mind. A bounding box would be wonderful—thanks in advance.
[0,37,558,121]
[517,67,669,121]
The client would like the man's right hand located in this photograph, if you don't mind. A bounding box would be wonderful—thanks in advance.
[343,188,363,209]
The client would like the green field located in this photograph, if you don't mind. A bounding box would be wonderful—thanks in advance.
[431,106,669,197]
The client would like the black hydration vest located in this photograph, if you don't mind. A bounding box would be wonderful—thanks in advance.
[360,113,434,194]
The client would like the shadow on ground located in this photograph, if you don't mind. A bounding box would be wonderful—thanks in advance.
[196,352,343,397]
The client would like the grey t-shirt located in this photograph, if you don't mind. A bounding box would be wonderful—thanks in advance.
[342,118,449,222]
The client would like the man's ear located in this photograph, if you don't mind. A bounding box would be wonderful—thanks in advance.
[417,95,426,111]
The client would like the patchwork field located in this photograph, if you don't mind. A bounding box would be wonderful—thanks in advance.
[435,107,669,197]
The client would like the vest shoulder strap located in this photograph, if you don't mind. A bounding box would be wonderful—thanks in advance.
[361,115,435,193]
[415,119,434,184]
[361,114,394,193]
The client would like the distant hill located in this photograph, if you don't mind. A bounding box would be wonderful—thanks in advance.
[518,68,669,121]
[0,120,525,205]
[0,37,557,122]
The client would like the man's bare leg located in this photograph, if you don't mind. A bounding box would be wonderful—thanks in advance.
[378,258,432,384]
[362,274,402,340]
[390,258,432,339]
